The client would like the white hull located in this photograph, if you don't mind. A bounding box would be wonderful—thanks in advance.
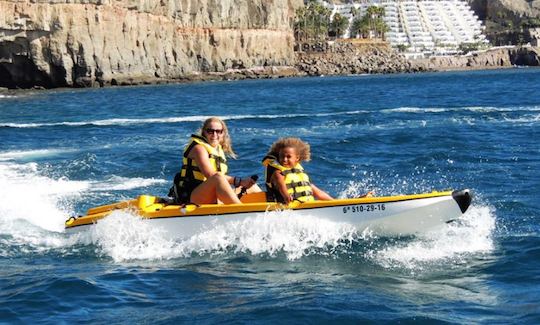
[151,196,461,239]
[66,190,471,239]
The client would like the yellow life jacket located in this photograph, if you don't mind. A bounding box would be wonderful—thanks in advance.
[171,135,228,202]
[181,134,228,182]
[262,155,314,203]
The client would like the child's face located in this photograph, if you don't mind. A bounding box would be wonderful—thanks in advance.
[279,146,300,168]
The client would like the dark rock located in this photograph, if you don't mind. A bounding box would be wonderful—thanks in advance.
[295,41,413,76]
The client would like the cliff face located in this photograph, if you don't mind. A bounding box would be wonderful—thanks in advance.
[296,41,419,75]
[410,46,540,71]
[488,0,540,17]
[0,0,302,88]
[468,0,540,45]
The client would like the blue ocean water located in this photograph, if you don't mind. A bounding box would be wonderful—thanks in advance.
[0,69,539,323]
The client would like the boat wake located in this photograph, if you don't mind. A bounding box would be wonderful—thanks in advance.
[0,159,170,258]
[91,176,167,191]
[0,163,82,257]
[84,210,362,262]
[0,149,79,162]
[382,105,540,114]
[0,110,369,129]
[370,205,495,271]
[0,162,85,233]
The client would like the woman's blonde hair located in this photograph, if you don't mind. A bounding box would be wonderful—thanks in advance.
[267,137,311,162]
[199,117,236,158]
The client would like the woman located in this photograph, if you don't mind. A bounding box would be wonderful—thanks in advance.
[170,117,258,204]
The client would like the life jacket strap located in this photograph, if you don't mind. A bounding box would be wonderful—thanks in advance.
[212,154,224,172]
[183,141,198,158]
[291,190,314,200]
[282,168,303,176]
[286,181,311,189]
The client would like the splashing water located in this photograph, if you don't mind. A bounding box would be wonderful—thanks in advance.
[182,210,360,260]
[88,209,364,262]
[91,176,168,191]
[85,204,495,265]
[90,210,179,261]
[0,162,87,233]
[371,204,496,271]
[0,158,496,266]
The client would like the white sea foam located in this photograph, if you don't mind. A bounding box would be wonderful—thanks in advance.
[381,106,540,127]
[371,204,496,270]
[0,158,175,257]
[0,157,168,238]
[90,209,359,262]
[91,175,167,191]
[182,210,358,260]
[383,107,448,113]
[0,148,77,161]
[501,114,540,124]
[383,105,540,114]
[89,202,493,265]
[450,114,540,126]
[0,219,79,257]
[0,111,369,129]
[339,178,377,199]
[0,162,88,233]
[91,210,178,261]
[2,106,538,129]
[0,116,206,128]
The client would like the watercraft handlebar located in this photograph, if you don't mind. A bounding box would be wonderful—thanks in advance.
[238,175,259,199]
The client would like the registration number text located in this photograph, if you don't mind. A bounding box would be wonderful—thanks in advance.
[343,204,386,214]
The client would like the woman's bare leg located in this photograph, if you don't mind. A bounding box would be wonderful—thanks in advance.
[190,174,241,204]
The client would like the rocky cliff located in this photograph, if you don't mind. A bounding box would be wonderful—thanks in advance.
[410,46,540,70]
[468,0,540,45]
[294,42,540,76]
[295,41,420,76]
[468,0,540,20]
[0,0,302,88]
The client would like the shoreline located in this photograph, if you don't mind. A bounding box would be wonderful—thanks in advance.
[1,47,539,94]
[0,66,537,96]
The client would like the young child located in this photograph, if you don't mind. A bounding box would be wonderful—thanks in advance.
[262,137,333,204]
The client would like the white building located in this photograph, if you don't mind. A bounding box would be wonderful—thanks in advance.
[321,0,489,56]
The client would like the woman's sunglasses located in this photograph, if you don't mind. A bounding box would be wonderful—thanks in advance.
[205,128,223,135]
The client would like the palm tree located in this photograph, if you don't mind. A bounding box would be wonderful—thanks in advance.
[375,6,387,38]
[366,5,378,36]
[375,19,390,40]
[330,13,349,39]
[351,15,370,39]
[294,7,307,41]
[350,6,359,19]
[314,3,331,40]
[358,5,388,39]
[293,1,331,42]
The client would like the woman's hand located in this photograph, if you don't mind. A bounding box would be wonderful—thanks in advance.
[362,190,375,198]
[239,177,256,189]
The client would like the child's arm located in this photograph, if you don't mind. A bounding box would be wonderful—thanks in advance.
[311,184,333,201]
[272,171,293,204]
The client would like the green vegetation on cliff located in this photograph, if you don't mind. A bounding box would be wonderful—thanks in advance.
[294,1,388,41]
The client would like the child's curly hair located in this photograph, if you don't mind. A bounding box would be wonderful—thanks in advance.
[267,137,311,162]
